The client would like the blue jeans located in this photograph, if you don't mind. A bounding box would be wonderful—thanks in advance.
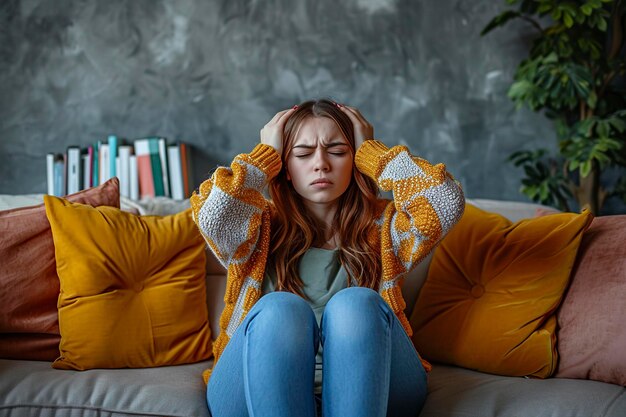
[207,287,427,417]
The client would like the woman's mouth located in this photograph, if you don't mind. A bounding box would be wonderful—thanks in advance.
[311,179,333,188]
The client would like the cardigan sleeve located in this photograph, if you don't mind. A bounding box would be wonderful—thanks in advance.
[190,143,282,268]
[355,139,465,273]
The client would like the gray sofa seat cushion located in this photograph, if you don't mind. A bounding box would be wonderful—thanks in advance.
[3,359,625,417]
[0,359,211,417]
[422,365,626,417]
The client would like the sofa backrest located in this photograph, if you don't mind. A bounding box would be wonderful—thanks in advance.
[0,194,555,342]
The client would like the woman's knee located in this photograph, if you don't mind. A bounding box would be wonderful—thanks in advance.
[246,291,317,338]
[322,287,392,338]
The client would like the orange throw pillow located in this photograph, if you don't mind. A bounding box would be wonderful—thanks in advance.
[410,203,593,378]
[44,196,212,370]
[0,178,120,361]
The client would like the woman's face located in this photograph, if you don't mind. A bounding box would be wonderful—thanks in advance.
[286,116,353,207]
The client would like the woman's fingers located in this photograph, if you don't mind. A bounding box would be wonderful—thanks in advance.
[337,103,373,148]
[260,107,297,154]
[276,107,297,125]
[269,109,290,124]
[342,105,371,128]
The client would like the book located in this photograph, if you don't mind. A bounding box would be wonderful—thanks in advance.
[86,145,94,189]
[179,142,193,198]
[167,144,184,200]
[46,153,55,195]
[82,153,90,191]
[129,155,139,200]
[118,145,132,198]
[53,155,66,197]
[92,141,100,187]
[148,138,165,196]
[99,143,110,185]
[108,135,118,181]
[157,137,170,198]
[134,139,155,198]
[67,147,82,195]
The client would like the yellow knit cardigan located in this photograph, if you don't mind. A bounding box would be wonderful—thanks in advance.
[190,139,465,384]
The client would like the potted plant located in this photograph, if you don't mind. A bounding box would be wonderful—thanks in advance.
[482,0,626,214]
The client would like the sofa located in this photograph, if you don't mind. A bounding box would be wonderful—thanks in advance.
[0,191,625,417]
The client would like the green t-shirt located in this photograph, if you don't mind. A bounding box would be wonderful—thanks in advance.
[262,247,348,394]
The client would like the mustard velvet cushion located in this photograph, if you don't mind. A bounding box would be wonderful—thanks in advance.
[44,195,212,370]
[410,203,593,378]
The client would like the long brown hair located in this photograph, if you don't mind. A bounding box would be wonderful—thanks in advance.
[267,98,382,298]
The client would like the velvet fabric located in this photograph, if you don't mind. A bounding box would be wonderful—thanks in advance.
[556,215,626,386]
[410,204,593,378]
[44,196,212,370]
[0,179,120,361]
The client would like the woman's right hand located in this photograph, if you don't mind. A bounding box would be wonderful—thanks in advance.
[260,106,298,155]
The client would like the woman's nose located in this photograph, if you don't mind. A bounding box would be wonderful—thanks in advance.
[313,151,329,171]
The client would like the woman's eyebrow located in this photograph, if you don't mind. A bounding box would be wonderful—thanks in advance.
[293,141,349,149]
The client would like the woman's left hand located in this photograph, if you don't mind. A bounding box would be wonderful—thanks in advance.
[337,104,373,150]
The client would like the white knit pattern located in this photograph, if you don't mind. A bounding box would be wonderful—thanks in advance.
[414,177,465,236]
[390,212,429,271]
[226,276,262,337]
[197,183,263,268]
[378,150,427,183]
[239,160,267,191]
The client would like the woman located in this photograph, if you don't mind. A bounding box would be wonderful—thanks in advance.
[190,98,465,417]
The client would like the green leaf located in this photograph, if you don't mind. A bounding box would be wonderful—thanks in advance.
[597,16,607,31]
[543,52,559,64]
[581,4,593,16]
[538,3,552,14]
[608,118,626,133]
[539,182,550,200]
[597,121,610,138]
[580,161,592,177]
[563,13,574,28]
[481,11,522,35]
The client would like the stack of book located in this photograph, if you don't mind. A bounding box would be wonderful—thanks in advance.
[46,136,194,200]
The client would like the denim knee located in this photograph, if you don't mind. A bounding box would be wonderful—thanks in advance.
[245,291,318,348]
[322,287,393,341]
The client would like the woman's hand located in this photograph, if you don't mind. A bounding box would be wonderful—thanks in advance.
[260,106,297,155]
[337,104,373,150]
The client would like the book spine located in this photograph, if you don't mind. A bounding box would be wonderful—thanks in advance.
[82,154,90,191]
[118,145,132,198]
[180,142,190,198]
[92,141,100,187]
[129,155,139,200]
[109,135,117,180]
[135,139,155,198]
[46,153,55,195]
[167,145,184,200]
[99,143,110,185]
[53,155,65,197]
[158,137,170,198]
[66,147,81,194]
[87,145,94,188]
[148,138,165,196]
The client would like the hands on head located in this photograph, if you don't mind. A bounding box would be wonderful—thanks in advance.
[259,102,373,155]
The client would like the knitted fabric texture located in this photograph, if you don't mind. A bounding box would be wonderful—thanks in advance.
[190,139,465,384]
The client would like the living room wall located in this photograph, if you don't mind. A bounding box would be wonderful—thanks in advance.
[3,0,621,212]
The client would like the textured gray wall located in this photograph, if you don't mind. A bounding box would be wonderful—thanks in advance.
[2,0,608,210]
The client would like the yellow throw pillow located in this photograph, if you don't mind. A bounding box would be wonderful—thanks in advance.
[410,203,593,378]
[44,195,212,370]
